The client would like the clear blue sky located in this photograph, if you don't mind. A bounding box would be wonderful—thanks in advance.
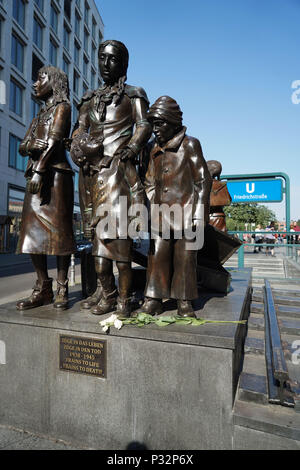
[96,0,299,221]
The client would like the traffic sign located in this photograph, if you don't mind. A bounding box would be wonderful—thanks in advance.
[227,179,283,203]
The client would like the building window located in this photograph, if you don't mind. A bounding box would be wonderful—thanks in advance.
[91,44,96,66]
[84,29,89,55]
[30,97,40,121]
[13,0,25,29]
[49,39,57,66]
[75,13,80,39]
[63,23,70,50]
[34,0,44,12]
[83,56,88,79]
[9,134,27,171]
[50,4,58,35]
[72,100,78,123]
[64,0,71,21]
[73,70,79,95]
[62,55,69,75]
[9,79,23,116]
[92,17,96,40]
[84,2,89,26]
[33,17,43,51]
[8,187,26,217]
[74,42,80,67]
[32,53,44,82]
[11,34,24,73]
[75,0,81,10]
[91,69,95,90]
[0,18,2,52]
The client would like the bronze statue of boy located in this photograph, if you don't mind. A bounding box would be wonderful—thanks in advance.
[136,96,212,317]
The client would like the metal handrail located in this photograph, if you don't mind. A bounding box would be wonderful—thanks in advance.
[227,231,300,267]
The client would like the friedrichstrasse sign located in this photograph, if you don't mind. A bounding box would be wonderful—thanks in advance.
[227,179,283,203]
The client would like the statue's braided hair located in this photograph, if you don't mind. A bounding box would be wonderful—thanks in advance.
[39,65,70,105]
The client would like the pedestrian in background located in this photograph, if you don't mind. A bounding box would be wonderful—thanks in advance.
[253,224,263,253]
[265,222,276,256]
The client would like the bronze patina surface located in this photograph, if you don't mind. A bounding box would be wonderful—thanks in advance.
[135,96,212,317]
[207,160,232,232]
[71,40,151,317]
[16,66,75,312]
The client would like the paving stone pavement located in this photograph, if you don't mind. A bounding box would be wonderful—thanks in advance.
[0,424,88,450]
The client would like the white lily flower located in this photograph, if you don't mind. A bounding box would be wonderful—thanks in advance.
[106,314,118,323]
[102,324,109,332]
[114,319,123,330]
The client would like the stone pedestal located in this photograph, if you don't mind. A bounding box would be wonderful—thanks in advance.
[0,269,251,450]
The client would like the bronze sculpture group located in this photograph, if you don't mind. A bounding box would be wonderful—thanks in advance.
[16,40,234,318]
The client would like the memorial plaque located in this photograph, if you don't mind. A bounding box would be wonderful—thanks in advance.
[59,335,107,378]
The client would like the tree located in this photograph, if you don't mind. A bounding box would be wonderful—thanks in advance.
[223,203,276,230]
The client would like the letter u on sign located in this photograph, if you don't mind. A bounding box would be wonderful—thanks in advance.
[246,183,255,194]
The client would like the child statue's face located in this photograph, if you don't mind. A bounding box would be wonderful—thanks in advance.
[33,71,52,100]
[152,119,178,147]
[98,44,124,85]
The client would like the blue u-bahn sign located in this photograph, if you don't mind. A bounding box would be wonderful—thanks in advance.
[227,179,283,203]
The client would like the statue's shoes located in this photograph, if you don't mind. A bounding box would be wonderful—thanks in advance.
[177,300,196,318]
[16,279,53,311]
[131,297,163,317]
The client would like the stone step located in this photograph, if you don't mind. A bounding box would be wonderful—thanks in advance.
[248,314,264,331]
[238,347,300,410]
[244,336,264,355]
[251,302,300,320]
[258,288,300,298]
[252,281,300,291]
[242,351,267,376]
[238,372,268,405]
[233,400,300,448]
[236,289,300,417]
[278,318,300,336]
[252,292,300,307]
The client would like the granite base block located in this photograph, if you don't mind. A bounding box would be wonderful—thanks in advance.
[0,269,251,450]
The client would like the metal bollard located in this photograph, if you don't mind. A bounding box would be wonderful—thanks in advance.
[237,233,244,268]
[69,254,76,286]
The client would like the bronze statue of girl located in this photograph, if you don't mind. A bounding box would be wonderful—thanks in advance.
[16,66,76,311]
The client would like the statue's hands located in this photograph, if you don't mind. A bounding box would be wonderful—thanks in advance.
[79,137,102,158]
[117,147,136,162]
[28,172,43,194]
[30,139,48,153]
[84,216,101,240]
[19,140,30,157]
[70,137,87,167]
[70,133,102,167]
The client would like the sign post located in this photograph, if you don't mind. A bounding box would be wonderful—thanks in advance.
[221,172,290,231]
[220,172,291,265]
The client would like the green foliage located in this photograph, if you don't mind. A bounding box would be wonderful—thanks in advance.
[100,312,247,332]
[224,203,276,230]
